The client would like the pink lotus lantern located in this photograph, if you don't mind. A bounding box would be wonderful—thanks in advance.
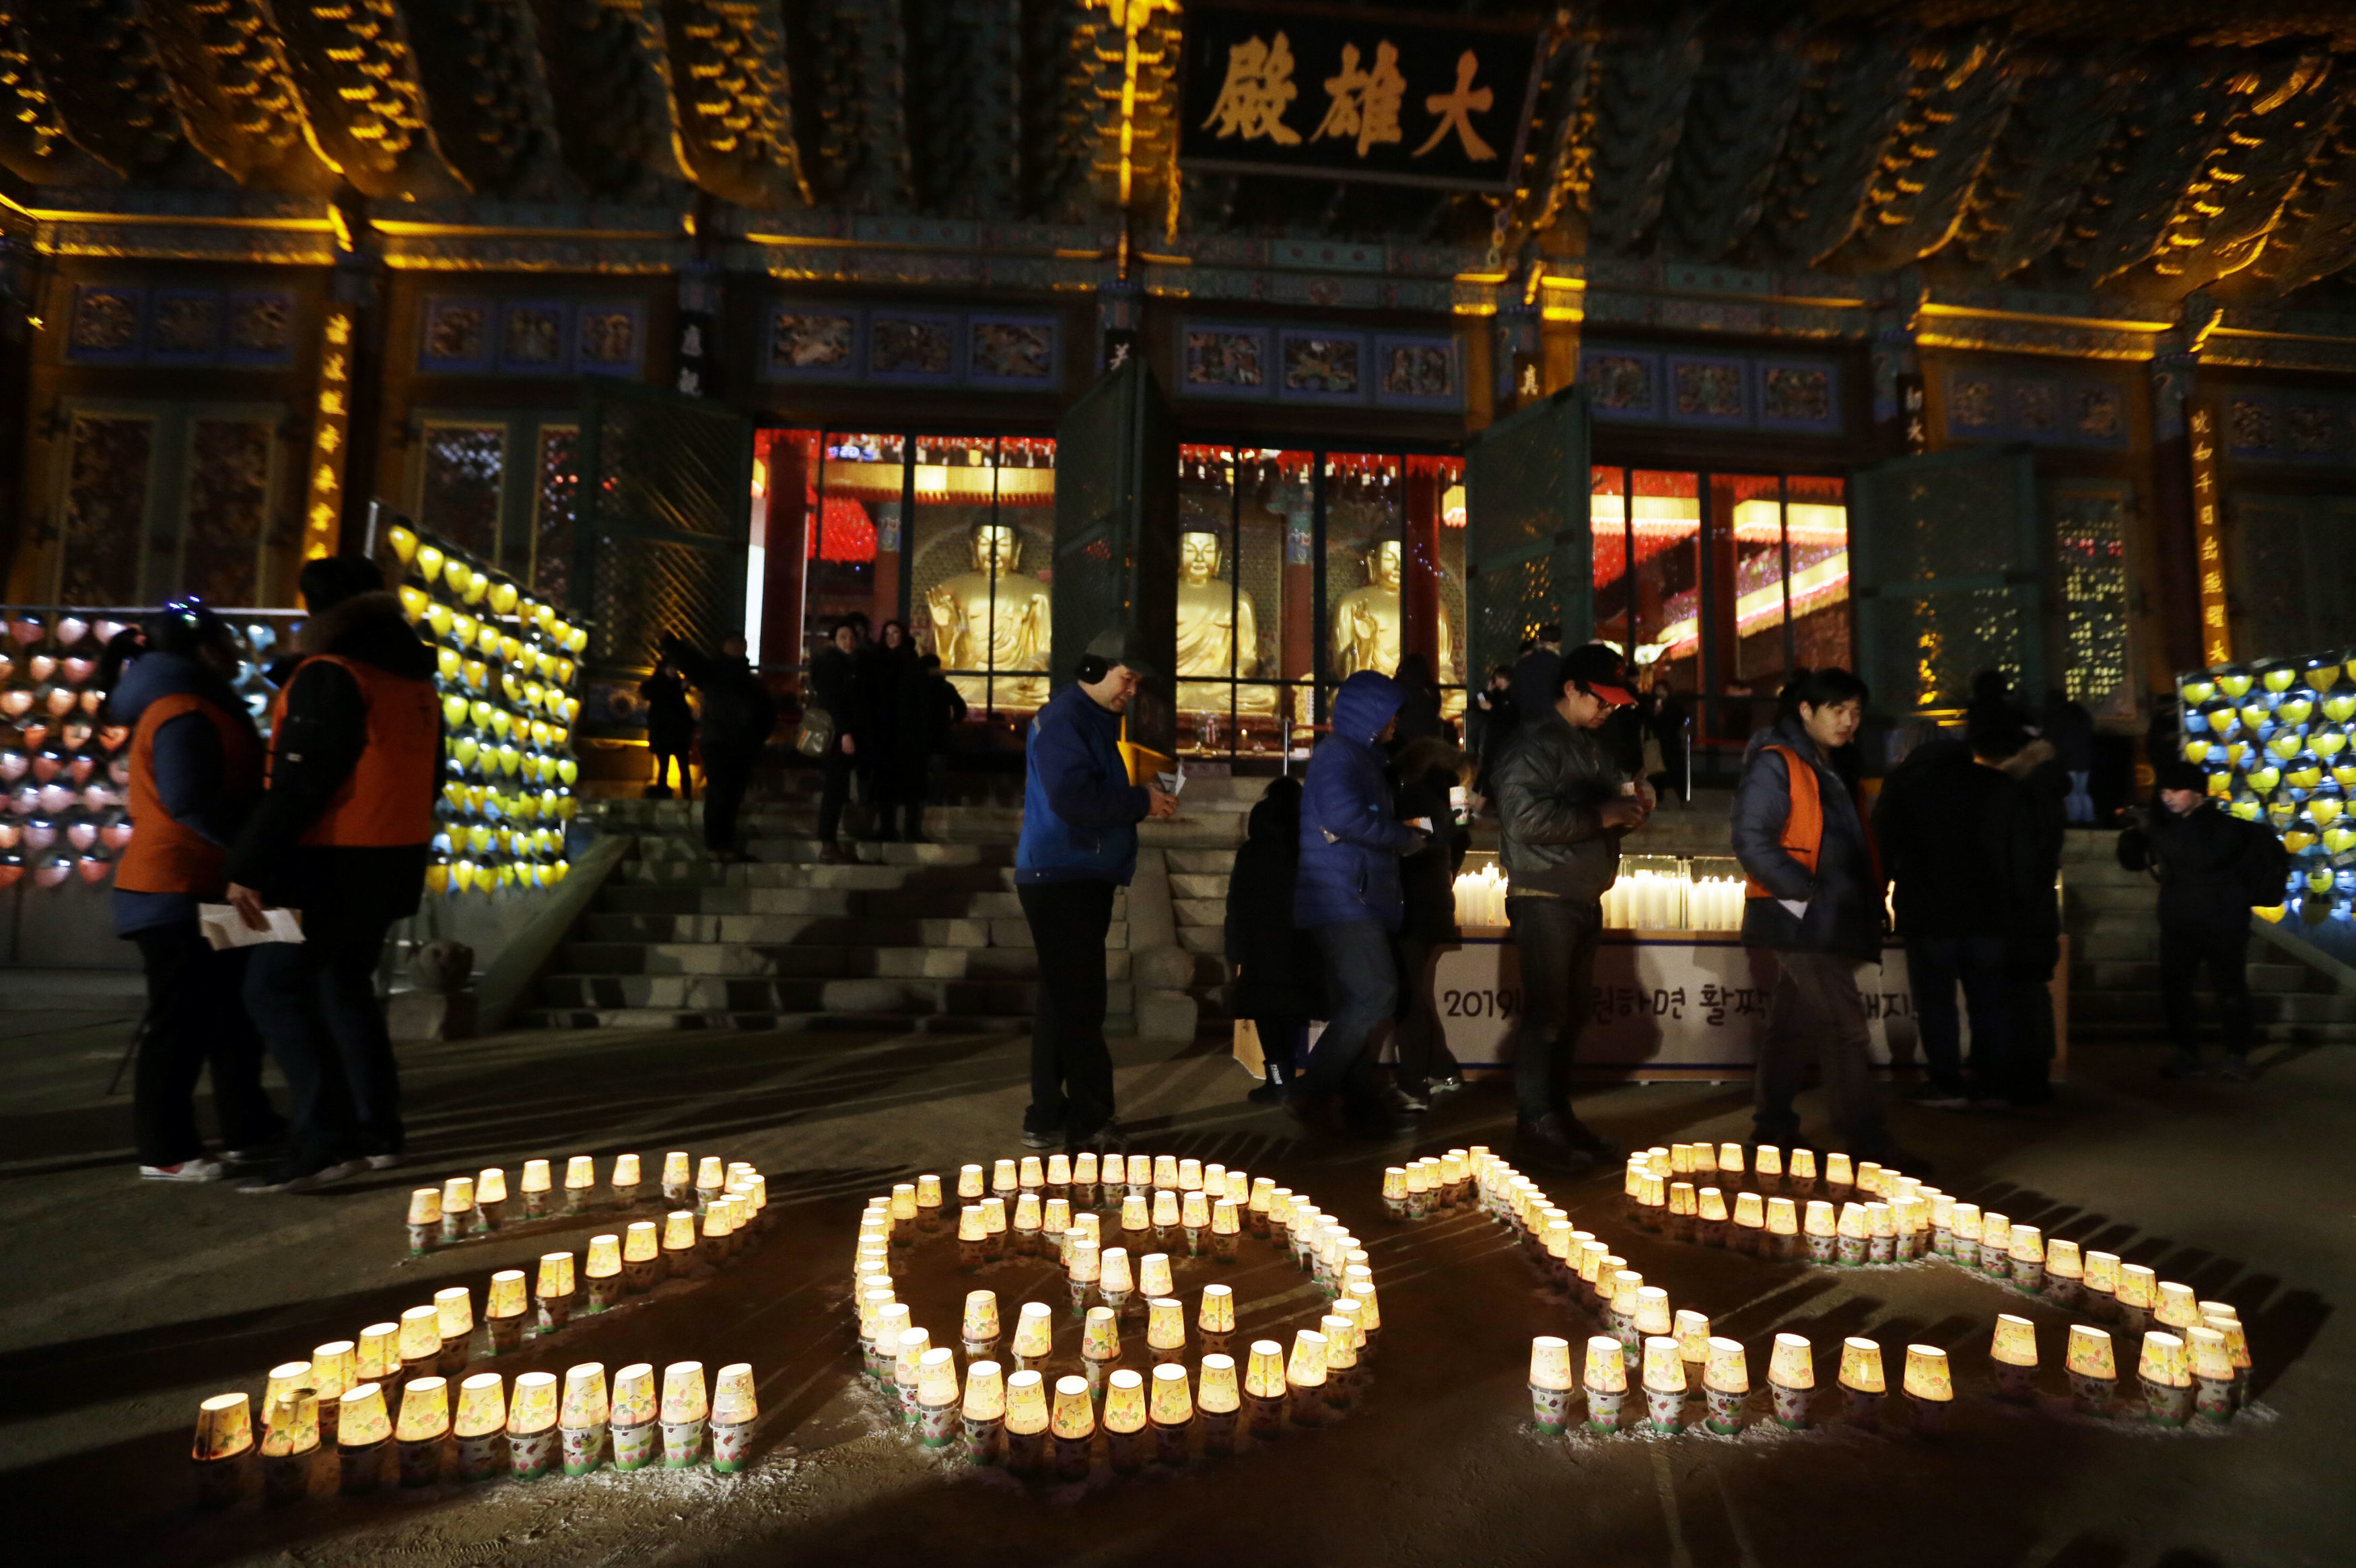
[34,855,70,888]
[66,820,96,852]
[77,689,102,715]
[38,783,71,815]
[68,754,94,787]
[94,620,128,645]
[44,686,75,719]
[55,616,87,648]
[60,720,92,748]
[29,751,59,783]
[77,854,108,886]
[0,752,22,781]
[0,822,16,849]
[0,654,11,682]
[61,657,94,685]
[81,783,112,813]
[98,725,127,751]
[0,688,32,719]
[28,655,55,684]
[0,857,22,888]
[19,721,47,751]
[23,819,55,851]
[8,784,36,815]
[100,820,131,851]
[9,618,42,647]
[108,758,129,786]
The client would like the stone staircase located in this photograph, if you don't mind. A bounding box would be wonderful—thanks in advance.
[2060,833,2356,1045]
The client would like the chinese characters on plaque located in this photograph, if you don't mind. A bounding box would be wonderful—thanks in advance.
[1179,4,1544,191]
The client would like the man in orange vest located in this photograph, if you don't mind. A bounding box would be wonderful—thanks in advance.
[1731,666,1920,1170]
[225,556,441,1194]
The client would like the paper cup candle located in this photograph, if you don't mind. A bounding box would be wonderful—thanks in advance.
[2188,1326,2236,1424]
[2045,1240,2085,1306]
[565,1155,597,1215]
[561,1363,609,1476]
[993,1158,1018,1196]
[1584,1336,1627,1431]
[506,1371,559,1480]
[452,1374,506,1481]
[1152,1189,1181,1247]
[611,1363,659,1471]
[1766,1197,1799,1259]
[475,1167,508,1232]
[406,1186,442,1253]
[1180,1190,1212,1256]
[1212,1198,1242,1261]
[1867,1202,1896,1264]
[959,1360,1007,1465]
[1148,1363,1195,1465]
[659,1362,709,1466]
[1766,1333,1814,1429]
[1100,1246,1135,1313]
[2066,1326,2116,1414]
[1197,1353,1242,1455]
[697,1157,727,1207]
[1082,1306,1122,1396]
[337,1384,392,1494]
[2203,1308,2251,1411]
[1148,1297,1187,1365]
[1838,1338,1886,1427]
[1012,1300,1055,1371]
[1902,1347,1953,1433]
[1980,1213,2013,1279]
[1950,1203,1983,1269]
[957,1204,988,1271]
[1139,1252,1175,1302]
[2008,1224,2045,1291]
[611,1152,642,1208]
[485,1270,528,1353]
[394,1377,450,1487]
[2139,1332,2193,1427]
[584,1234,623,1312]
[1702,1339,1749,1435]
[962,1289,1002,1359]
[1529,1337,1574,1435]
[1632,1286,1673,1368]
[2116,1264,2158,1330]
[1805,1200,1838,1262]
[662,1151,691,1204]
[1640,1338,1686,1433]
[1067,1239,1100,1314]
[1046,1374,1098,1481]
[1285,1330,1328,1428]
[1013,1191,1043,1254]
[2157,1281,2201,1331]
[913,1349,959,1449]
[2083,1250,2121,1318]
[519,1242,573,1319]
[397,1304,442,1380]
[1101,1368,1149,1473]
[1005,1371,1050,1475]
[191,1392,255,1507]
[260,1390,320,1505]
[894,1328,932,1421]
[1990,1314,2039,1400]
[1243,1340,1288,1439]
[439,1175,474,1244]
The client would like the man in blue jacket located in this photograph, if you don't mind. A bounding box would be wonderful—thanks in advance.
[1014,629,1178,1152]
[1292,670,1425,1137]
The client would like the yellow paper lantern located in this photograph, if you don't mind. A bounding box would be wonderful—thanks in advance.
[388,524,419,565]
[464,659,488,692]
[557,757,580,785]
[417,542,446,581]
[462,571,489,606]
[499,635,523,666]
[451,735,479,768]
[488,580,519,615]
[476,622,501,656]
[442,694,470,729]
[399,585,429,622]
[425,861,450,895]
[435,646,460,682]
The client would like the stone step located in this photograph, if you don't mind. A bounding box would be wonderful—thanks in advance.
[633,837,1016,867]
[1175,898,1226,929]
[612,861,1015,891]
[2069,1019,2356,1045]
[1170,873,1231,901]
[558,940,1124,981]
[2067,988,2356,1023]
[1167,849,1242,875]
[514,1007,1036,1035]
[2066,884,2164,911]
[576,912,1109,948]
[535,972,1130,1016]
[2070,960,2318,993]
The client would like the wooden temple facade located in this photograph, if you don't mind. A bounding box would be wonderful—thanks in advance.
[8,0,2356,766]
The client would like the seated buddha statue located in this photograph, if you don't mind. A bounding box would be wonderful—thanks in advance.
[1175,529,1276,715]
[1331,538,1453,688]
[924,522,1051,711]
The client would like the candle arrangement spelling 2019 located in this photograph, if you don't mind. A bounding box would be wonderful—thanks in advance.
[850,1151,1377,1478]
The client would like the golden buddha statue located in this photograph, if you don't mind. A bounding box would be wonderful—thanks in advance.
[1331,538,1453,686]
[924,522,1051,710]
[1175,529,1276,715]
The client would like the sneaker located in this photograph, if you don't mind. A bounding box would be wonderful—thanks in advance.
[2217,1053,2254,1083]
[365,1152,403,1171]
[238,1155,366,1195]
[1245,1081,1284,1106]
[140,1158,224,1183]
[1385,1085,1430,1114]
[1066,1120,1132,1155]
[1428,1075,1465,1097]
[221,1144,286,1169]
[1019,1125,1060,1150]
[2159,1051,2210,1080]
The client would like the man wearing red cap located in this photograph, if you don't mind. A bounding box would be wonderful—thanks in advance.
[1492,642,1646,1171]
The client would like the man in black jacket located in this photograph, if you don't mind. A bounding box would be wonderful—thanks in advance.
[1493,643,1644,1171]
[226,557,439,1192]
[2120,760,2284,1081]
[666,630,775,863]
[804,621,862,863]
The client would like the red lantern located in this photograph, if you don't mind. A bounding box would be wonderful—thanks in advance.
[76,855,109,886]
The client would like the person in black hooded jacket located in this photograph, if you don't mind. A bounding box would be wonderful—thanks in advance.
[1224,777,1325,1105]
[1389,736,1469,1107]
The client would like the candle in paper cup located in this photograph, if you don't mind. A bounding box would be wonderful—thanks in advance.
[1149,1362,1193,1460]
[696,1156,725,1196]
[1980,1212,2013,1277]
[1675,1309,1711,1369]
[562,1363,609,1431]
[1099,1369,1151,1472]
[1822,1151,1850,1187]
[2156,1281,2201,1330]
[506,1369,558,1478]
[913,1349,960,1448]
[1050,1375,1096,1478]
[1148,1297,1187,1361]
[893,1328,932,1421]
[2116,1264,2157,1328]
[993,1158,1017,1195]
[1700,1337,1749,1433]
[868,1304,910,1385]
[192,1390,255,1505]
[707,1363,757,1472]
[1835,1201,1869,1264]
[2084,1250,2120,1312]
[963,1289,1002,1353]
[476,1166,508,1220]
[1639,1337,1686,1431]
[1083,1304,1121,1363]
[1990,1314,2039,1400]
[2187,1326,2235,1423]
[1013,1300,1055,1364]
[1529,1335,1574,1434]
[1838,1337,1885,1426]
[405,1186,442,1250]
[1755,1145,1783,1181]
[604,1363,658,1471]
[2066,1325,2116,1414]
[1286,1330,1328,1427]
[1101,1245,1134,1302]
[1904,1346,1953,1431]
[659,1361,710,1465]
[1583,1334,1626,1431]
[394,1378,450,1486]
[1634,1285,1673,1343]
[2139,1330,2192,1425]
[438,1175,474,1242]
[1139,1251,1175,1300]
[355,1324,396,1394]
[959,1359,1007,1464]
[265,1360,312,1413]
[953,1164,979,1200]
[1121,1192,1150,1236]
[398,1304,441,1373]
[1002,1370,1050,1474]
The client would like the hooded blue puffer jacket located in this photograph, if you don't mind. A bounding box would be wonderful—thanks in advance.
[1294,672,1415,929]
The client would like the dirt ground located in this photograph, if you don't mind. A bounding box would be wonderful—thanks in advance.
[1,995,2348,1567]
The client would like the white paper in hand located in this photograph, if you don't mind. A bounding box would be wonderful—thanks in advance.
[198,903,305,951]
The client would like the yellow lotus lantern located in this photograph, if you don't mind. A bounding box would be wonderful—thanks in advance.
[399,585,429,622]
[2283,819,2318,855]
[388,524,419,565]
[2217,669,2253,699]
[469,699,495,731]
[534,602,557,634]
[442,781,467,812]
[2326,825,2356,855]
[557,757,580,786]
[499,743,521,777]
[2316,730,2349,759]
[489,580,519,615]
[436,646,461,682]
[451,612,478,648]
[2308,865,2335,894]
[2266,732,2303,762]
[425,860,450,895]
[555,657,575,686]
[477,623,502,657]
[444,557,472,595]
[2279,697,2315,726]
[2289,760,2324,791]
[2180,677,2217,705]
[499,635,523,666]
[424,602,454,640]
[565,627,588,654]
[464,784,486,813]
[417,542,446,582]
[2256,902,2288,923]
[529,719,551,748]
[468,824,492,855]
[2335,762,2356,789]
[452,735,480,768]
[556,792,577,821]
[2245,764,2281,794]
[561,696,582,723]
[2181,738,2209,764]
[2326,693,2356,723]
[442,694,471,729]
[2263,664,2299,693]
[2229,795,2263,822]
[501,674,525,705]
[2317,795,2348,827]
[464,659,489,692]
[551,859,569,885]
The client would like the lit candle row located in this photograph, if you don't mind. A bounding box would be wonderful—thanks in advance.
[192,1358,759,1503]
[401,1151,755,1252]
[1379,1149,1473,1220]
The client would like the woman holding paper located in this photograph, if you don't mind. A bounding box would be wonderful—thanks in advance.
[105,602,283,1182]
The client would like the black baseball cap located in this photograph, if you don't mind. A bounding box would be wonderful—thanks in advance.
[1558,642,1635,707]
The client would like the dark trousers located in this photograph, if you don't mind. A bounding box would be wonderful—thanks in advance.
[1906,935,2010,1094]
[1392,935,1459,1094]
[1504,896,1601,1125]
[1301,921,1395,1105]
[2008,977,2055,1101]
[703,752,754,853]
[131,924,281,1166]
[815,748,854,844]
[1018,880,1119,1137]
[246,914,403,1162]
[2159,924,2254,1057]
[1753,949,1886,1153]
[650,746,691,796]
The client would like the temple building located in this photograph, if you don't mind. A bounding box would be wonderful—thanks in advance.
[7,1,2356,781]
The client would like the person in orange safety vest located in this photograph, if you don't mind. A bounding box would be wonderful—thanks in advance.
[105,601,285,1183]
[224,556,440,1195]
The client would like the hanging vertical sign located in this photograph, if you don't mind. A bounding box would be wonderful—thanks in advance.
[1177,3,1545,192]
[2188,402,2230,666]
[304,305,355,560]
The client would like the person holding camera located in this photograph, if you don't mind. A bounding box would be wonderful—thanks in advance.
[1014,629,1177,1153]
